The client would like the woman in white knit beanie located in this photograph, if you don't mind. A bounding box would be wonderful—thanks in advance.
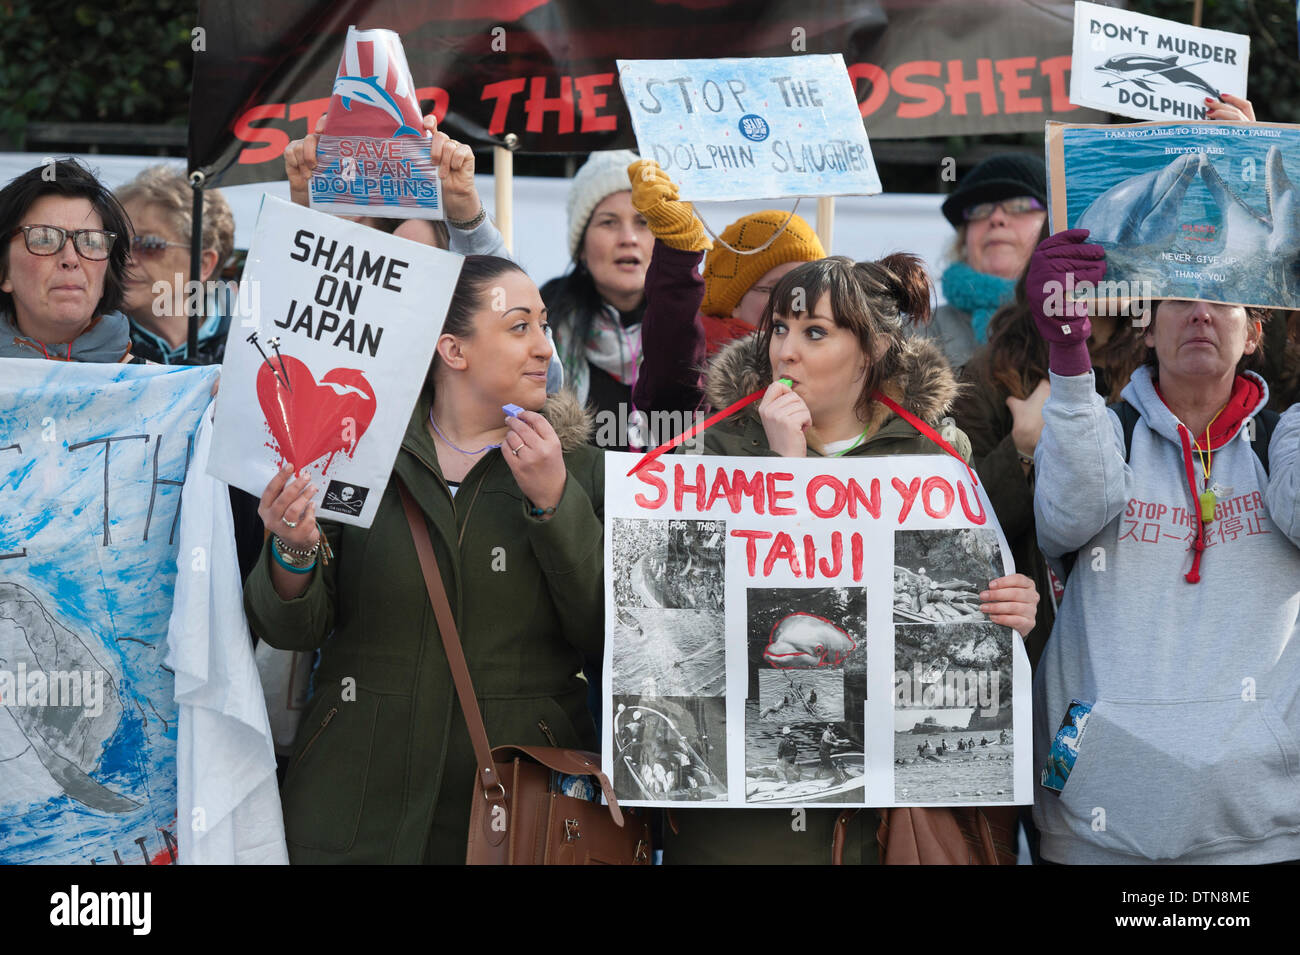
[541,149,652,450]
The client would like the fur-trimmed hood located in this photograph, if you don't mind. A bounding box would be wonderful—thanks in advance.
[540,388,595,452]
[703,333,962,430]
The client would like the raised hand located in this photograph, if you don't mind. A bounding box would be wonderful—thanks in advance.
[758,380,812,458]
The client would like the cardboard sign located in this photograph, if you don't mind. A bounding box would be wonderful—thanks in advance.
[208,196,462,527]
[309,25,444,219]
[1046,120,1300,309]
[0,359,217,864]
[603,452,1032,809]
[1069,2,1249,122]
[617,55,882,202]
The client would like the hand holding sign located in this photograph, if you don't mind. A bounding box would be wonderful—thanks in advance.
[259,465,321,551]
[627,159,711,252]
[980,573,1040,639]
[422,114,479,222]
[758,379,811,458]
[503,410,567,515]
[1204,92,1255,122]
[286,115,328,207]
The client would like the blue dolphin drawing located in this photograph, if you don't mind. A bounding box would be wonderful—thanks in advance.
[1096,54,1218,97]
[331,74,423,137]
[1077,152,1203,246]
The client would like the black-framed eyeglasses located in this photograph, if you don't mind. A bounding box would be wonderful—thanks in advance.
[9,224,117,260]
[130,233,187,257]
[961,196,1046,222]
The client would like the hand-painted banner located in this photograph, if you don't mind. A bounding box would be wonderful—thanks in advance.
[618,55,881,202]
[1046,120,1300,309]
[207,196,462,527]
[603,451,1032,809]
[1069,2,1249,123]
[0,359,217,864]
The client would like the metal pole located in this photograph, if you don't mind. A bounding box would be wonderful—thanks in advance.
[187,170,206,364]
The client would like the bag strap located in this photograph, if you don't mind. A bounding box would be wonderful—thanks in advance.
[395,478,507,839]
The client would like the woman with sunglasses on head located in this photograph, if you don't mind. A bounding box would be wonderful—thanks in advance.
[911,154,1049,374]
[0,159,135,363]
[115,166,236,365]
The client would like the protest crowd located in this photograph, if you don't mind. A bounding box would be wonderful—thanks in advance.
[2,7,1299,872]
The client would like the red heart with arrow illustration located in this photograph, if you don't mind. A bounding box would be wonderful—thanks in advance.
[256,354,376,475]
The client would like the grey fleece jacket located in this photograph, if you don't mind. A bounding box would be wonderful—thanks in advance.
[1031,364,1300,864]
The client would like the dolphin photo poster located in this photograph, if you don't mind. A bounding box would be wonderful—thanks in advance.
[603,452,1033,809]
[1069,2,1249,123]
[208,196,462,527]
[617,54,882,203]
[309,25,444,219]
[0,359,217,864]
[1047,120,1300,309]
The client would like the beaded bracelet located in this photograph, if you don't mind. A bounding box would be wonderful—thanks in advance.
[272,538,317,574]
[447,205,487,230]
[529,505,557,519]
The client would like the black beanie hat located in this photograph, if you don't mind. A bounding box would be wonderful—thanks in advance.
[941,153,1047,229]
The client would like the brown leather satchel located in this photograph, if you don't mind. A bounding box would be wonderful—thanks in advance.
[840,806,1018,865]
[398,481,651,865]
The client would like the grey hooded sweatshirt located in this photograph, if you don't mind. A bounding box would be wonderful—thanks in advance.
[1031,364,1300,864]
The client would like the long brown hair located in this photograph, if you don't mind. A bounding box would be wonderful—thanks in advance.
[986,274,1148,403]
[755,254,934,421]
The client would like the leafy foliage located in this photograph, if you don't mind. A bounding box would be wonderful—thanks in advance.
[0,0,195,142]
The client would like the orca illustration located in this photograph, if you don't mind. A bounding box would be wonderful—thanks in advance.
[1077,152,1202,246]
[331,75,423,138]
[1096,54,1218,97]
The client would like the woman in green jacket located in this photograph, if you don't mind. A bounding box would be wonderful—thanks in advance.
[662,254,1039,864]
[244,256,604,864]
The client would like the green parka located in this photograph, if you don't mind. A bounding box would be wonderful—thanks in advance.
[243,389,603,864]
[662,333,972,865]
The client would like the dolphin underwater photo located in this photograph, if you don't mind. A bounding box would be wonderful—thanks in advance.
[763,613,857,668]
[1198,146,1300,296]
[0,582,138,814]
[1076,152,1203,246]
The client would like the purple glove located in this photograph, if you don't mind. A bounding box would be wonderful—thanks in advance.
[1026,229,1106,376]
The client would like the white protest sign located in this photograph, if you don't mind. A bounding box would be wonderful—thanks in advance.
[617,55,881,202]
[208,195,462,527]
[604,452,1032,809]
[1069,1,1249,122]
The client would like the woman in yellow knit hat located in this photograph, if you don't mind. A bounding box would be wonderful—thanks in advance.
[627,160,824,417]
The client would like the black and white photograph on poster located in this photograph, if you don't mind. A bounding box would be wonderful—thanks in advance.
[610,518,725,610]
[893,623,1014,803]
[893,528,1002,624]
[756,669,844,723]
[746,586,869,675]
[744,712,865,805]
[610,607,725,697]
[743,587,867,804]
[611,695,727,802]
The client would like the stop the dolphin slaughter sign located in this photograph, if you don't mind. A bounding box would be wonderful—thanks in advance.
[208,196,463,527]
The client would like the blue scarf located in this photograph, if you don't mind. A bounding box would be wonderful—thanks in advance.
[940,262,1016,345]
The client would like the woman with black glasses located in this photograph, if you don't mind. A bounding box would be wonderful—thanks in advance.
[0,159,134,362]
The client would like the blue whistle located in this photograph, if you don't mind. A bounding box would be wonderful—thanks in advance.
[503,404,525,418]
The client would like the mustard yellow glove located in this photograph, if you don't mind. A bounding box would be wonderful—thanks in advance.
[627,159,712,252]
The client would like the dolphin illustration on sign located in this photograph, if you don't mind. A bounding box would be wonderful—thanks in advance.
[1096,53,1219,97]
[332,75,423,138]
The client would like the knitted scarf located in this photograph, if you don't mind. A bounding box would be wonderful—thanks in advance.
[0,311,132,362]
[940,262,1016,345]
[558,303,641,405]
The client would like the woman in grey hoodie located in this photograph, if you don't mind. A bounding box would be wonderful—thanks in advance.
[1025,229,1300,864]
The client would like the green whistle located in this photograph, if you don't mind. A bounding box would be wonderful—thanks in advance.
[779,378,793,387]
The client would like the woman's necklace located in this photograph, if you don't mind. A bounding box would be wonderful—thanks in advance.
[830,426,871,457]
[428,408,501,455]
[1192,404,1227,522]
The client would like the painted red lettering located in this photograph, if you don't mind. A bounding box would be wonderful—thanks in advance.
[804,535,817,580]
[524,75,575,134]
[996,57,1042,114]
[957,479,988,525]
[575,73,617,132]
[674,463,707,512]
[852,532,863,582]
[807,475,846,518]
[944,59,997,116]
[892,476,922,523]
[764,531,801,577]
[235,104,289,164]
[847,478,881,519]
[767,472,796,516]
[482,77,527,136]
[818,531,843,579]
[633,459,667,509]
[849,62,890,117]
[1039,55,1075,112]
[921,476,955,518]
[731,529,772,576]
[893,60,945,119]
[413,86,450,123]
